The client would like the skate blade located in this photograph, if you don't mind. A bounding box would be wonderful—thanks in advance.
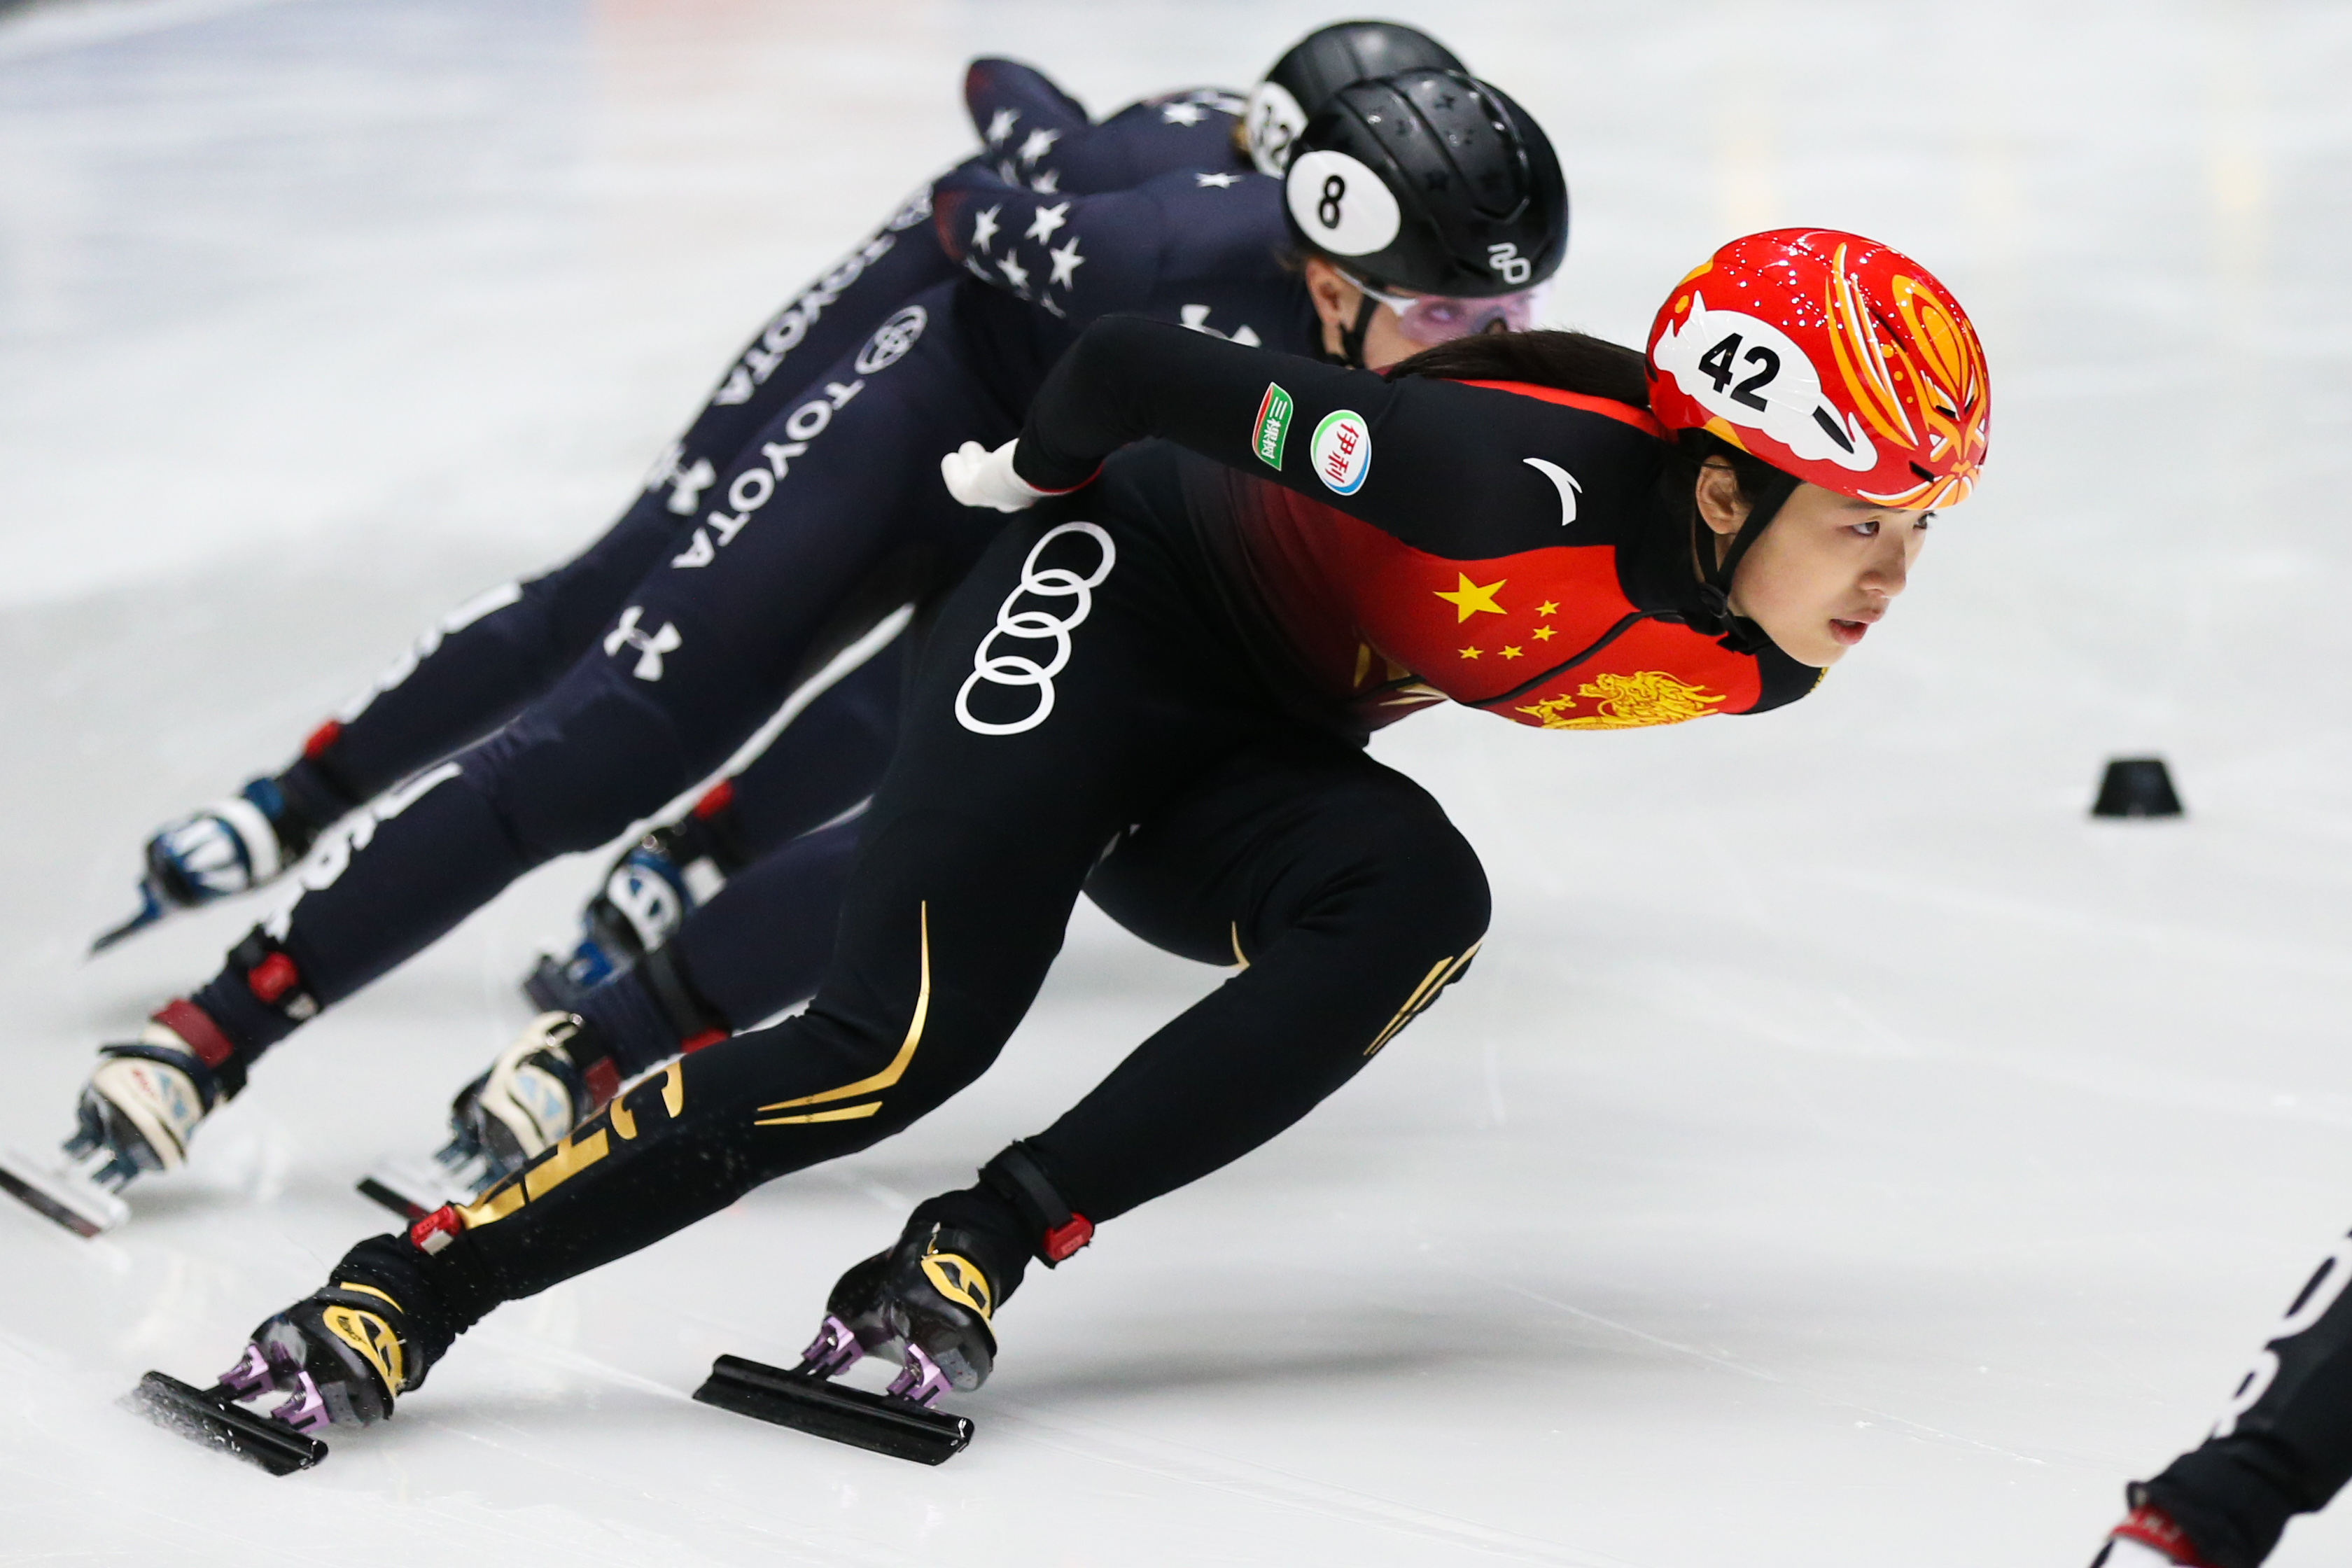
[125,1372,326,1476]
[354,1151,484,1222]
[0,1146,127,1237]
[89,886,167,956]
[693,1354,972,1465]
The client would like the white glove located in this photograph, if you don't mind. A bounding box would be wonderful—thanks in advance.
[941,438,1049,513]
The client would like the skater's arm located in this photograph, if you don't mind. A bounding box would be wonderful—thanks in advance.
[962,57,1091,154]
[1009,315,1662,556]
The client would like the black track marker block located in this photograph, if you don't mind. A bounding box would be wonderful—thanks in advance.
[694,1354,972,1465]
[124,1373,326,1476]
[2093,757,2185,818]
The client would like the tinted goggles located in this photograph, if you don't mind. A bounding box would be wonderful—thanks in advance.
[1345,271,1550,346]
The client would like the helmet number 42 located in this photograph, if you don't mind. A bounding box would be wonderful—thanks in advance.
[1696,332,1782,413]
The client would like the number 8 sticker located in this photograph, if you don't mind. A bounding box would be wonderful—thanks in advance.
[1285,149,1400,258]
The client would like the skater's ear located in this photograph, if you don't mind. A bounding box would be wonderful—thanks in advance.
[1693,457,1750,553]
[1302,255,1366,342]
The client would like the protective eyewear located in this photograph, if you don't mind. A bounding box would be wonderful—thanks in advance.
[1344,272,1550,346]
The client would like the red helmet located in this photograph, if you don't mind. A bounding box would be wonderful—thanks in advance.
[1645,229,1988,510]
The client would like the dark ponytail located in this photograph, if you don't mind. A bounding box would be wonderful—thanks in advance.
[1387,328,1648,408]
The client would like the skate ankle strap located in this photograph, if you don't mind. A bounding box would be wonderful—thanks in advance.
[146,999,246,1098]
[2115,1505,2216,1567]
[980,1142,1092,1266]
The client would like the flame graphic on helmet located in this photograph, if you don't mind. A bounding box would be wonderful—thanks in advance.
[1821,242,1988,510]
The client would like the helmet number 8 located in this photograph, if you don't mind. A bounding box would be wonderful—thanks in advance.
[1318,175,1346,229]
[1698,331,1781,411]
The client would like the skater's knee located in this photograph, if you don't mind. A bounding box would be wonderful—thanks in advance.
[1275,784,1490,955]
[465,678,692,860]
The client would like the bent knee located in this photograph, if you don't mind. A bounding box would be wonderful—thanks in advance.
[463,675,692,860]
[1290,786,1491,954]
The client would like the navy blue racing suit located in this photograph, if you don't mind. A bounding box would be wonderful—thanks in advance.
[186,74,1319,1088]
[269,58,1137,830]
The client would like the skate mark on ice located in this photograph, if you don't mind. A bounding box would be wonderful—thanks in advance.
[1492,1278,2045,1466]
[984,1396,1648,1567]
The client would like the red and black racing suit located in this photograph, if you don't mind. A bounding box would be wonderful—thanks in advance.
[370,317,1824,1339]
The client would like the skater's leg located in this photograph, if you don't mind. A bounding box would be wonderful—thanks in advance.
[788,739,1488,1399]
[2104,1228,2352,1567]
[106,191,954,947]
[650,815,867,1037]
[329,510,1271,1337]
[169,282,1007,1069]
[1035,741,1490,1221]
[287,185,950,816]
[707,631,904,861]
[524,631,907,1011]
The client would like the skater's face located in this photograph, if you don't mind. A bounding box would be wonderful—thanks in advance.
[1694,461,1928,667]
[1302,255,1417,370]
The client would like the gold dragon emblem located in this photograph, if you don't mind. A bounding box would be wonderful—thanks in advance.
[1516,671,1727,730]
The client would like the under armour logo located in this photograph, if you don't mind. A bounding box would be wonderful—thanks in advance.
[665,458,715,514]
[604,607,680,681]
[644,443,718,514]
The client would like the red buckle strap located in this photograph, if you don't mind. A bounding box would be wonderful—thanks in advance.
[680,1028,727,1053]
[246,951,302,1004]
[409,1204,465,1254]
[2115,1506,2215,1567]
[1043,1213,1093,1263]
[152,998,237,1070]
[582,1058,621,1110]
[692,780,736,819]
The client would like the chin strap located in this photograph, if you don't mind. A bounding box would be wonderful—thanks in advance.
[1690,479,1796,655]
[1322,291,1377,370]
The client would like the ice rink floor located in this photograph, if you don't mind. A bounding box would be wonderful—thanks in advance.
[6,1,2352,1562]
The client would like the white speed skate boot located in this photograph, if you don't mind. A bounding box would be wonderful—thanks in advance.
[0,1002,238,1235]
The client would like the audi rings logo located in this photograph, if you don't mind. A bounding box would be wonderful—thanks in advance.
[955,522,1116,736]
[855,306,927,374]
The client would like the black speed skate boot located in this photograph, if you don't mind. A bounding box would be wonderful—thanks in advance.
[356,1011,622,1220]
[92,778,321,953]
[523,788,743,1013]
[130,1231,477,1474]
[0,1001,238,1236]
[696,1148,1091,1464]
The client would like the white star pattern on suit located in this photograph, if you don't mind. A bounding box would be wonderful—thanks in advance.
[1024,202,1069,245]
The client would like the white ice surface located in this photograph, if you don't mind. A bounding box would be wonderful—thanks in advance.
[5,1,2352,1562]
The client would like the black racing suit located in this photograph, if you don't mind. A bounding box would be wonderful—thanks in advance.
[380,320,1821,1345]
[2132,1228,2352,1566]
[182,76,1316,1086]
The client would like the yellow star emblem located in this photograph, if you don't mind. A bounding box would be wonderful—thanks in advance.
[1536,600,1559,617]
[1532,625,1555,641]
[1434,573,1508,622]
[1458,645,1482,660]
[1499,645,1523,660]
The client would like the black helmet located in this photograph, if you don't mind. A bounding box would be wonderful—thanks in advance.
[1247,21,1466,177]
[1284,70,1567,300]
